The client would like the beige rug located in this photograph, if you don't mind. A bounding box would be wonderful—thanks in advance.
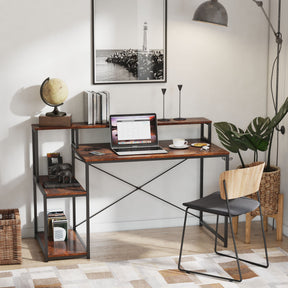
[0,247,287,287]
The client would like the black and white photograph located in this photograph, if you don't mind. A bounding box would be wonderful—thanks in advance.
[92,0,167,84]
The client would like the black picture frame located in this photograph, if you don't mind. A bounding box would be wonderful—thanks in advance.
[92,0,167,85]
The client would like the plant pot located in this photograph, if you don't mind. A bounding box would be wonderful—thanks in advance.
[248,164,280,216]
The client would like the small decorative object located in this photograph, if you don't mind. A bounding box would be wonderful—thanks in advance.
[44,153,79,188]
[47,163,73,184]
[40,77,68,117]
[159,88,169,122]
[47,153,62,177]
[174,84,186,120]
[47,210,68,242]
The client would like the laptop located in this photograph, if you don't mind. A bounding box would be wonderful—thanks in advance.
[109,113,167,156]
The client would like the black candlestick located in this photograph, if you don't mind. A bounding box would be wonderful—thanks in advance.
[174,84,186,120]
[159,88,170,121]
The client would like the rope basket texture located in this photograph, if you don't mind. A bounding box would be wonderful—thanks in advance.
[249,164,280,216]
[0,209,22,265]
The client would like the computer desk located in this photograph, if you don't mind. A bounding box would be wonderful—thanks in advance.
[73,139,230,258]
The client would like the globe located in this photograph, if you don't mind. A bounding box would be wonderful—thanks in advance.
[40,77,68,117]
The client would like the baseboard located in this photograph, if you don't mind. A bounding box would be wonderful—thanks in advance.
[23,215,288,238]
[22,215,219,237]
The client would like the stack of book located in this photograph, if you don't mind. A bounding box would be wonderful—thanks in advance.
[47,210,67,242]
[84,90,110,124]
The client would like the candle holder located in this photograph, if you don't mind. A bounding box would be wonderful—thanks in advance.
[158,88,170,121]
[174,84,186,120]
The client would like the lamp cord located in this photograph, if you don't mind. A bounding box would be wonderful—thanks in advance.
[270,33,282,114]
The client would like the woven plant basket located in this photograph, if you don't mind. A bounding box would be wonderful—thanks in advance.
[0,209,22,265]
[248,164,280,216]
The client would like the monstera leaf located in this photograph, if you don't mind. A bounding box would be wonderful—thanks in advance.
[214,122,248,153]
[245,117,271,152]
[268,97,288,132]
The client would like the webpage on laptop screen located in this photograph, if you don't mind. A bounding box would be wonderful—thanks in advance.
[117,119,151,144]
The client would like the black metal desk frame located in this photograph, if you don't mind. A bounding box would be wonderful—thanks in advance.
[32,118,229,261]
[71,119,230,260]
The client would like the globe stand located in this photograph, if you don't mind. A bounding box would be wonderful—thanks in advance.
[46,105,66,117]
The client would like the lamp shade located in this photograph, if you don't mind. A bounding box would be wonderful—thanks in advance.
[193,0,228,26]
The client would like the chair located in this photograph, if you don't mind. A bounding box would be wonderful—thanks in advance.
[178,162,269,282]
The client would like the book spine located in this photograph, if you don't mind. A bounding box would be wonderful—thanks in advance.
[96,92,102,124]
[83,91,93,124]
[92,91,96,125]
[104,91,110,124]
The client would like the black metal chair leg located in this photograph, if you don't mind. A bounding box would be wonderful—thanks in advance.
[178,207,188,270]
[214,215,220,253]
[214,214,242,282]
[179,210,242,282]
[257,192,269,268]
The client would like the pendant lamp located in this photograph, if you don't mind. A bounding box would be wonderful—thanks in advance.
[193,0,228,26]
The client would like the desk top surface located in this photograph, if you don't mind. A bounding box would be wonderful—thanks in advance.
[75,139,229,163]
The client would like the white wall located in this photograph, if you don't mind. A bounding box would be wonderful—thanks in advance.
[0,0,275,237]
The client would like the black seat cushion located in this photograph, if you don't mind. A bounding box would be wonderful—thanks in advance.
[183,191,259,217]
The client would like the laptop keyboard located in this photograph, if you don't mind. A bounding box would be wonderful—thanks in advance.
[127,147,162,151]
[114,146,167,155]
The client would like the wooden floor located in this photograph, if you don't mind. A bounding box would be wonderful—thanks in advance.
[1,222,287,271]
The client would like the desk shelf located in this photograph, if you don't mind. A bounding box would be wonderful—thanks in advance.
[37,176,86,198]
[36,230,87,261]
[32,126,90,262]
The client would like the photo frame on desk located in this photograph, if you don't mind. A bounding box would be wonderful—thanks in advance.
[92,0,167,84]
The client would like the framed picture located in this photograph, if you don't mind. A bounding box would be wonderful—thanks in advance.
[92,0,167,84]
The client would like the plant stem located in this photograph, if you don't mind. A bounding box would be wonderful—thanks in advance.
[238,151,245,168]
[267,131,274,171]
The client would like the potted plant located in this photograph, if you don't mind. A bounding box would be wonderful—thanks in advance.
[214,97,288,223]
[214,97,288,172]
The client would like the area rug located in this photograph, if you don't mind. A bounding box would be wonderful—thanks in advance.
[0,247,288,288]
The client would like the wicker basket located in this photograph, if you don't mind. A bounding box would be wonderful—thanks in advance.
[0,209,22,264]
[249,165,280,216]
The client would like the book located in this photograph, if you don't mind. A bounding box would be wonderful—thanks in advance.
[83,91,94,124]
[100,91,110,124]
[94,92,102,124]
[83,90,110,124]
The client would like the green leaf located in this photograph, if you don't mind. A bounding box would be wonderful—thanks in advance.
[268,97,288,133]
[214,122,248,153]
[245,117,270,152]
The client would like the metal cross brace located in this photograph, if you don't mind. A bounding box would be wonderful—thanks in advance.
[75,158,226,244]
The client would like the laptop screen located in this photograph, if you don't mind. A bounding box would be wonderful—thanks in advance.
[110,113,158,148]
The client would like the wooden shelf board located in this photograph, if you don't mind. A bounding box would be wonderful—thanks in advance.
[37,230,87,259]
[38,176,86,198]
[33,117,211,131]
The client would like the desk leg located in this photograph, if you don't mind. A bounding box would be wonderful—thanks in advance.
[199,158,204,226]
[72,197,76,230]
[85,163,90,259]
[224,155,230,248]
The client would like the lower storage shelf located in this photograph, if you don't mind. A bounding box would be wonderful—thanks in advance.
[37,229,87,261]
